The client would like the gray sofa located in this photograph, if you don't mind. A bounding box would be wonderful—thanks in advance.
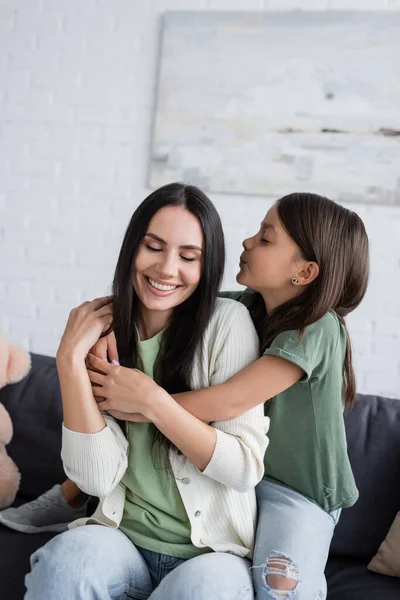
[0,353,399,599]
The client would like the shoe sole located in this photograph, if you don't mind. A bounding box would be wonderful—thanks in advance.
[0,518,70,534]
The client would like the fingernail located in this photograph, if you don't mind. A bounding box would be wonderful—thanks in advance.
[111,360,120,366]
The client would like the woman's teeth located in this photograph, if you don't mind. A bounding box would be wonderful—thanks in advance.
[148,278,177,291]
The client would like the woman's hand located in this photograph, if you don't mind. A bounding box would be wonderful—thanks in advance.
[86,354,170,419]
[57,297,113,363]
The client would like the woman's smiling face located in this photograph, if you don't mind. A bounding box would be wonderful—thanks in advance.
[133,205,204,319]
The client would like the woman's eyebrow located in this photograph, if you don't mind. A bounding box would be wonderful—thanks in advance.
[180,244,203,252]
[145,232,202,252]
[145,232,166,244]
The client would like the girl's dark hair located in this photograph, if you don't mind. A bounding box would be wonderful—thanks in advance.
[111,182,225,467]
[251,192,369,408]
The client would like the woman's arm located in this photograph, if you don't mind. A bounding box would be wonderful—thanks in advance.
[91,365,267,489]
[174,354,303,422]
[57,297,129,497]
[56,297,114,433]
[144,392,218,472]
[57,354,106,433]
[147,390,269,492]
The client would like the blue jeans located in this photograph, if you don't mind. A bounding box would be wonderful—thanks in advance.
[252,480,340,600]
[24,525,254,600]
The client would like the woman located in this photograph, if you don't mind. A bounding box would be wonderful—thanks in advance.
[24,182,269,600]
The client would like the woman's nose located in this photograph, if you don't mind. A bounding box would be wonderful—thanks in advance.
[157,253,178,278]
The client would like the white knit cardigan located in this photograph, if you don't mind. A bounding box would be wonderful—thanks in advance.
[61,298,269,558]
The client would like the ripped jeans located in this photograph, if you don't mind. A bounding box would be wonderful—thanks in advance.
[253,481,341,600]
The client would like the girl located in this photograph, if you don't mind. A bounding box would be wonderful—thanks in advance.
[23,183,269,600]
[87,192,369,600]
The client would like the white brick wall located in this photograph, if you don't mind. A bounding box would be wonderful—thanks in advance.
[1,0,399,399]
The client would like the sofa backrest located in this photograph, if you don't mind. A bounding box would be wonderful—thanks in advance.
[330,393,400,560]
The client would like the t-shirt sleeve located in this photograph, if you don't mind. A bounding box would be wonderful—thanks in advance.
[263,312,341,382]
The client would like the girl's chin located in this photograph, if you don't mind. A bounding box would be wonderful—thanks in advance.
[236,270,247,285]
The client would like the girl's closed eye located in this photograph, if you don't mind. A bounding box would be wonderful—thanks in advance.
[261,238,270,244]
[145,244,162,252]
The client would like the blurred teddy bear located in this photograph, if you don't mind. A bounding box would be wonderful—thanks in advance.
[0,334,31,509]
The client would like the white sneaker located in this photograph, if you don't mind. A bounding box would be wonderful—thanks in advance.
[0,484,89,533]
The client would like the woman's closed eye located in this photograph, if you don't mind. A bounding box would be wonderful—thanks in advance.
[145,244,198,262]
[261,238,270,244]
[180,255,198,262]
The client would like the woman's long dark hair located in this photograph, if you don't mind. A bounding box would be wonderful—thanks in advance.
[111,182,225,467]
[250,192,369,408]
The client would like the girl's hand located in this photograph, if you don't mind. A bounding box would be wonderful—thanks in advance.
[89,330,119,365]
[57,297,113,363]
[86,354,169,418]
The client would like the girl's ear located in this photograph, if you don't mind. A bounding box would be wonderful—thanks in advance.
[295,261,319,287]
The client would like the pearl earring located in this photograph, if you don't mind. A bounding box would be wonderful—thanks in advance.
[292,277,298,284]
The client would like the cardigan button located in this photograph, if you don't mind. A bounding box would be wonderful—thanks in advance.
[195,510,201,517]
[182,478,190,484]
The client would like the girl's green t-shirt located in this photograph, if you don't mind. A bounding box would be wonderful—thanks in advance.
[220,289,358,512]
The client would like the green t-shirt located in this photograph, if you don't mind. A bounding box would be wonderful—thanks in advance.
[220,289,358,512]
[119,330,210,558]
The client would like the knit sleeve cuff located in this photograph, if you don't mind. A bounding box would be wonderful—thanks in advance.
[202,426,266,492]
[61,419,128,497]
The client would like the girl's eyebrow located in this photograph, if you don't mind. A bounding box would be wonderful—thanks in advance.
[260,222,276,232]
[145,232,203,252]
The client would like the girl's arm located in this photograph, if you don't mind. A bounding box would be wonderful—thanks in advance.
[91,310,302,424]
[174,354,304,422]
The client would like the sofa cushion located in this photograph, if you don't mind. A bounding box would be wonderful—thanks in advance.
[0,354,65,501]
[368,511,400,577]
[326,555,400,600]
[330,394,400,560]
